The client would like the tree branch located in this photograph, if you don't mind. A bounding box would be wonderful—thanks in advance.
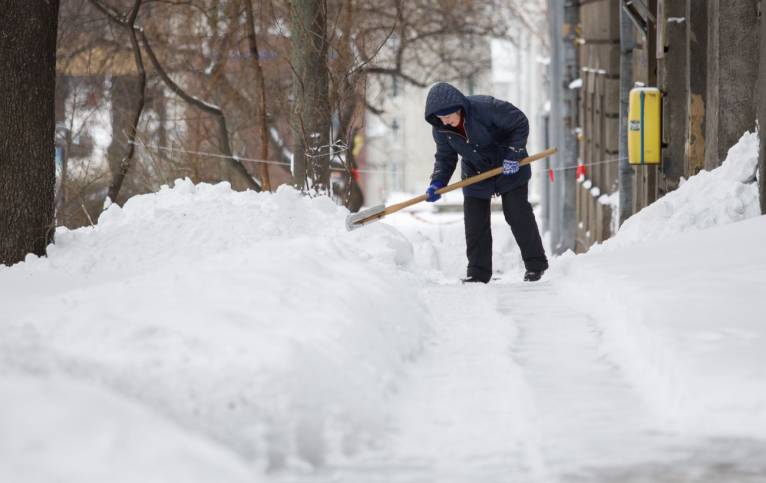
[107,0,147,204]
[139,29,260,191]
[361,66,428,88]
[88,0,147,204]
[89,0,260,193]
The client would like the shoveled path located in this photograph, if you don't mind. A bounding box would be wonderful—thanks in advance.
[279,280,766,483]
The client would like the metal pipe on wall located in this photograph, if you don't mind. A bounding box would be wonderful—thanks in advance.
[618,1,636,225]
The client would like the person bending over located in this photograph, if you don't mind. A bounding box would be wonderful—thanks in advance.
[423,82,548,283]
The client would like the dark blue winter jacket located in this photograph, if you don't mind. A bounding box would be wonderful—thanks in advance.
[425,82,531,199]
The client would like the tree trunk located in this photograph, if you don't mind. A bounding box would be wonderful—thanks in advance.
[245,0,272,192]
[0,1,60,266]
[107,8,147,205]
[89,0,260,193]
[106,72,145,204]
[759,1,766,214]
[289,0,331,193]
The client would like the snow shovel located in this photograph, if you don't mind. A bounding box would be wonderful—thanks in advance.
[345,147,557,231]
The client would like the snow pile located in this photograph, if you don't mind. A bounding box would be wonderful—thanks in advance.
[386,209,525,281]
[0,375,255,483]
[382,191,527,281]
[556,131,766,439]
[607,131,760,248]
[557,217,766,438]
[0,180,431,480]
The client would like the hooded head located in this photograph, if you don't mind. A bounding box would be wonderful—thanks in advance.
[424,82,469,127]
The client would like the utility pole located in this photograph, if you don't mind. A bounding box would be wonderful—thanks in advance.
[561,0,579,253]
[547,0,563,252]
[645,0,658,209]
[541,113,551,234]
[618,2,635,226]
[547,0,579,254]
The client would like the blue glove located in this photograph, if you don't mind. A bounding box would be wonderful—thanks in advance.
[425,180,445,202]
[502,146,527,176]
[503,159,520,175]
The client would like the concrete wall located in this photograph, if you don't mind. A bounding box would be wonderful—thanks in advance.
[576,0,620,250]
[658,0,687,192]
[572,0,764,237]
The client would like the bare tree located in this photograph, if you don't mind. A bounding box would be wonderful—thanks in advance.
[0,0,60,265]
[90,0,147,204]
[245,0,273,191]
[89,0,261,198]
[55,0,524,214]
[289,0,332,192]
[282,0,520,200]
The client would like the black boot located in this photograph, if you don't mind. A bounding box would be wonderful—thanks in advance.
[523,269,545,282]
[461,276,489,284]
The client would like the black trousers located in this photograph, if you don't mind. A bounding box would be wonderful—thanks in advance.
[463,183,548,282]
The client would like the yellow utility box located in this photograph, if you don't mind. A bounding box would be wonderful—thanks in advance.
[628,87,662,165]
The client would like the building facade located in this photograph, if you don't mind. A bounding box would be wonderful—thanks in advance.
[549,0,766,253]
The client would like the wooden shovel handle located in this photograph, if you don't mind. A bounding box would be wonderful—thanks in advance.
[382,147,557,216]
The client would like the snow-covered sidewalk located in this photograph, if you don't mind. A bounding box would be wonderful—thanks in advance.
[2,131,764,482]
[499,277,766,483]
[277,277,766,483]
[0,183,432,481]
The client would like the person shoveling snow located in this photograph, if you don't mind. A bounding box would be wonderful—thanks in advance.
[346,83,555,284]
[423,82,549,283]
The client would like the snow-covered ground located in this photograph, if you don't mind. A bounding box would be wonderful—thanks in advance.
[1,182,431,480]
[556,132,765,439]
[605,131,761,248]
[2,133,764,482]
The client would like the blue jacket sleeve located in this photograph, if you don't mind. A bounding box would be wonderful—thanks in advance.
[430,129,458,185]
[489,98,529,159]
